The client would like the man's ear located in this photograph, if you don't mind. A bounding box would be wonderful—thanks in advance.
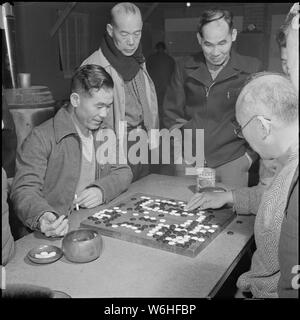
[196,32,202,46]
[70,93,80,108]
[231,28,237,42]
[257,116,271,140]
[107,23,113,37]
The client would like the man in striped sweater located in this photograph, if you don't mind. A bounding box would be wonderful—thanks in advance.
[186,72,298,298]
[233,72,298,298]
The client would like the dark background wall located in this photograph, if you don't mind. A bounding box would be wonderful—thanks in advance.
[12,2,292,102]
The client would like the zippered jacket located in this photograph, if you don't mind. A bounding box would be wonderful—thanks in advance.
[162,50,262,168]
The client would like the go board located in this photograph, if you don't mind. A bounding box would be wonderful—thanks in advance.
[80,193,235,257]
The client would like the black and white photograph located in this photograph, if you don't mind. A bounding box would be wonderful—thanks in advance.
[1,1,298,306]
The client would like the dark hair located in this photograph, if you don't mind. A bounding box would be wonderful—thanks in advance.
[71,64,114,96]
[155,41,166,51]
[276,27,286,48]
[197,8,234,36]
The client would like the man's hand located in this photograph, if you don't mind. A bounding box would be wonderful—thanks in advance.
[185,191,233,211]
[39,212,69,237]
[75,187,104,209]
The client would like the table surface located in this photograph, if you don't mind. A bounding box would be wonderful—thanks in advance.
[5,174,255,298]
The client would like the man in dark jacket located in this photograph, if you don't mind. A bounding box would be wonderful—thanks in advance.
[163,8,262,188]
[11,65,133,238]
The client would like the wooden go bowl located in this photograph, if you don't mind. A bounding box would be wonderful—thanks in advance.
[62,229,102,263]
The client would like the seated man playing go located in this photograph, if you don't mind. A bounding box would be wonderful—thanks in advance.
[187,72,298,298]
[11,64,133,238]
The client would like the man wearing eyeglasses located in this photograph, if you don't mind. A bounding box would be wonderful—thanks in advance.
[234,73,298,298]
[163,8,262,188]
[187,72,298,298]
[81,2,158,182]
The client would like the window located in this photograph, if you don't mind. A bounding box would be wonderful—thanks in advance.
[58,11,89,78]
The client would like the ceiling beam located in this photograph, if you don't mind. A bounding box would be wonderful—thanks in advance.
[50,2,77,37]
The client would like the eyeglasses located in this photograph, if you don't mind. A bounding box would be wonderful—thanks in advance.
[231,115,271,139]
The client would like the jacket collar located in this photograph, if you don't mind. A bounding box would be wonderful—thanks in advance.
[53,104,78,143]
[53,104,112,143]
[185,49,254,85]
[97,48,111,68]
[229,49,258,73]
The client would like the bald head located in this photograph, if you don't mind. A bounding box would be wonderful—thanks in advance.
[236,72,298,125]
[110,2,142,26]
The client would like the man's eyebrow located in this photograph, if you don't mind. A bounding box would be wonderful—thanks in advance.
[121,30,141,34]
[204,39,227,45]
[96,102,112,106]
